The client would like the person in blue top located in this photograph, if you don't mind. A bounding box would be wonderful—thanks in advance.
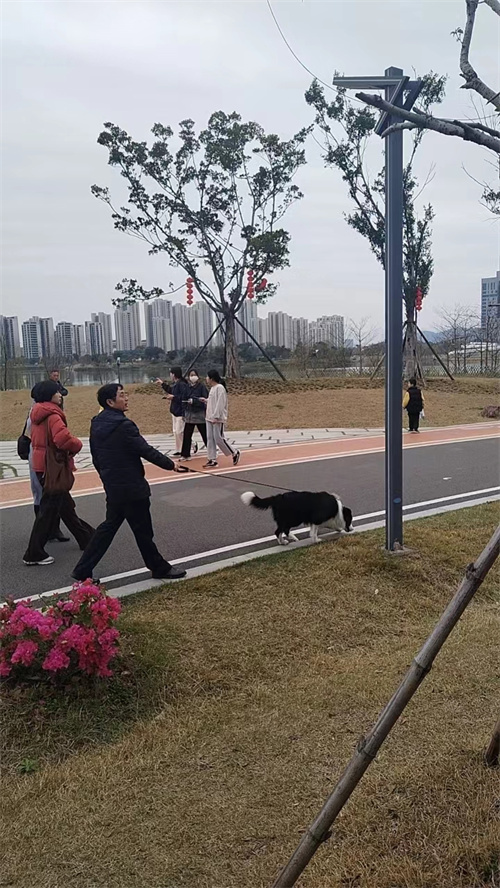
[155,367,189,456]
[72,383,187,582]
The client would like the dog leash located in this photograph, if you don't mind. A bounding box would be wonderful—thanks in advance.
[176,463,293,494]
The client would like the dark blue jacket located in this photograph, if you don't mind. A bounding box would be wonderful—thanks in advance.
[162,379,189,417]
[90,408,175,502]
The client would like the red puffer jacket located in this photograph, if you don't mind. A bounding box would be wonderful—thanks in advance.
[30,402,83,474]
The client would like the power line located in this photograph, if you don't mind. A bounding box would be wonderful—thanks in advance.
[265,0,364,104]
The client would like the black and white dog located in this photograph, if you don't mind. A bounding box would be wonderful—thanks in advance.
[241,490,353,545]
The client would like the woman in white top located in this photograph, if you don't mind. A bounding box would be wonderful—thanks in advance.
[202,370,240,468]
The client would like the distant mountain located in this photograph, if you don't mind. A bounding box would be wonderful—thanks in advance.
[419,329,440,342]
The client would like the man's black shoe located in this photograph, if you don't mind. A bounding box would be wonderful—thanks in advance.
[152,567,187,580]
[50,534,70,542]
[71,574,101,584]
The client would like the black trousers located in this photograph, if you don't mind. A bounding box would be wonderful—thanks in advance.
[181,422,207,458]
[72,497,171,581]
[24,490,95,563]
[407,410,420,431]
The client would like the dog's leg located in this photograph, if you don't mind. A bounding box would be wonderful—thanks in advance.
[309,524,321,544]
[277,532,289,546]
[287,532,299,542]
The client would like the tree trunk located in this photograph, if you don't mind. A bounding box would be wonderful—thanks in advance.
[224,311,240,378]
[404,317,419,379]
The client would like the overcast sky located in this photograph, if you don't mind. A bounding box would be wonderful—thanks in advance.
[2,0,499,336]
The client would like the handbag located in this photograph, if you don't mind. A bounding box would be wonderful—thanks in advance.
[17,420,30,460]
[44,421,74,493]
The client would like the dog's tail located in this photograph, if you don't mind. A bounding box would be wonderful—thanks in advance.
[240,491,276,510]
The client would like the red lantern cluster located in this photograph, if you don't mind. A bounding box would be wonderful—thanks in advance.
[186,277,194,306]
[415,286,423,312]
[257,278,268,293]
[247,269,255,299]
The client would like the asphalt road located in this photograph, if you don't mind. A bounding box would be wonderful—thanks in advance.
[1,437,498,601]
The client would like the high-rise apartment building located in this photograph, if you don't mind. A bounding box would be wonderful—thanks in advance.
[21,317,55,360]
[91,313,113,356]
[55,322,75,358]
[309,315,344,348]
[144,299,173,347]
[192,301,214,348]
[85,320,106,357]
[114,303,141,352]
[292,317,310,347]
[235,301,259,345]
[0,316,21,359]
[73,325,85,357]
[267,311,294,349]
[481,272,500,339]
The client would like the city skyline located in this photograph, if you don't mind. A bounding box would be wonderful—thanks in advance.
[2,267,497,362]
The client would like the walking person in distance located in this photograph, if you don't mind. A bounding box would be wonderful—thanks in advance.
[48,369,68,409]
[72,383,187,582]
[23,381,94,566]
[403,377,424,433]
[202,370,240,469]
[180,368,208,461]
[155,367,189,457]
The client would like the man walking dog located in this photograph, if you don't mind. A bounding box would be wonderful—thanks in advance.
[72,383,187,582]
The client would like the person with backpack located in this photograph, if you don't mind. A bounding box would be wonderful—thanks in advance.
[403,377,424,433]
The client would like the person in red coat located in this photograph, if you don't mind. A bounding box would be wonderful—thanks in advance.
[23,381,94,566]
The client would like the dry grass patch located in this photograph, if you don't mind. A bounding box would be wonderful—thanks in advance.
[0,376,498,440]
[1,504,499,888]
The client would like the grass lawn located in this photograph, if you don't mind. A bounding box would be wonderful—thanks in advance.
[1,503,499,888]
[0,376,498,440]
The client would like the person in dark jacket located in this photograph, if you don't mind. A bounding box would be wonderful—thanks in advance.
[72,383,187,582]
[180,369,208,461]
[403,377,424,432]
[49,369,69,409]
[155,367,189,456]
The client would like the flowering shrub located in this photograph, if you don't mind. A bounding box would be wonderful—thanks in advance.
[0,582,121,680]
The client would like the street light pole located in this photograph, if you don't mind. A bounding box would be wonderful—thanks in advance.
[331,68,422,551]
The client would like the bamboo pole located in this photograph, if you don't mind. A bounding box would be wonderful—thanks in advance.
[485,715,500,768]
[271,523,500,888]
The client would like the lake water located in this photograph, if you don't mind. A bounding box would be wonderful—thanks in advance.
[3,366,159,391]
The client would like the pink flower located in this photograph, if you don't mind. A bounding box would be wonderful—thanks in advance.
[42,647,71,672]
[0,658,12,677]
[11,640,38,667]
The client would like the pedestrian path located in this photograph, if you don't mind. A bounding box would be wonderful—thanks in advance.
[0,427,383,481]
[0,423,497,509]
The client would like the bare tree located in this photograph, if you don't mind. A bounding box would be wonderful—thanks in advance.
[437,305,477,373]
[353,0,499,218]
[348,317,376,374]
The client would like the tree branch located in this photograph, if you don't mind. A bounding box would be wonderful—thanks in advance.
[459,0,500,110]
[356,92,500,154]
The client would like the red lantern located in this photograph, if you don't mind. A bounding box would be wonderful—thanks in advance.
[256,278,267,293]
[247,269,255,300]
[186,277,194,306]
[415,286,423,312]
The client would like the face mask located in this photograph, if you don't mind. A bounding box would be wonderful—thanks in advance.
[190,375,199,383]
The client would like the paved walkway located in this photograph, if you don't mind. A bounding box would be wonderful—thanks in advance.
[0,427,384,481]
[0,422,497,508]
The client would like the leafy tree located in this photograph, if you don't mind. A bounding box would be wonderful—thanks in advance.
[92,112,309,377]
[306,72,446,378]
